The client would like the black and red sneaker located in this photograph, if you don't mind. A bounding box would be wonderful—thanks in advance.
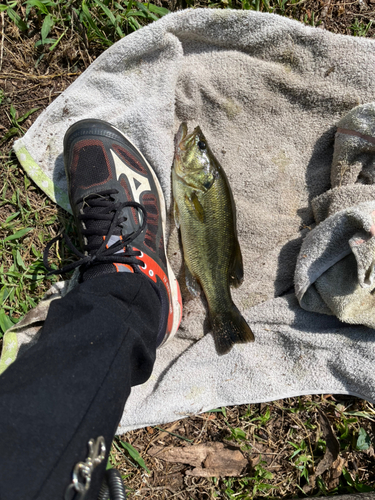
[44,119,182,347]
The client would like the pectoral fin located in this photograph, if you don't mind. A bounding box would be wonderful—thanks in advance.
[173,200,180,229]
[185,264,201,297]
[185,192,205,223]
[230,239,244,288]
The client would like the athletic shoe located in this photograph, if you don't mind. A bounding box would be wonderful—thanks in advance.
[44,119,182,347]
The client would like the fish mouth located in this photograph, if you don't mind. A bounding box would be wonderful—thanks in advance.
[174,122,188,152]
[175,123,202,153]
[173,123,187,174]
[173,123,204,175]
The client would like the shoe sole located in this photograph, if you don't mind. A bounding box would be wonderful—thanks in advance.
[64,119,183,347]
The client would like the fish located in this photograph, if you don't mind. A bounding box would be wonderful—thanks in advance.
[172,122,254,355]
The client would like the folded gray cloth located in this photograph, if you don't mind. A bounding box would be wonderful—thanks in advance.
[3,9,375,432]
[295,103,375,328]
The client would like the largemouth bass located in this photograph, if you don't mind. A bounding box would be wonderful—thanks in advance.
[172,123,254,355]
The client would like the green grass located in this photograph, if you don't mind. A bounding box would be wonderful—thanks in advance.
[213,401,375,498]
[1,104,39,144]
[1,0,170,55]
[350,18,373,36]
[0,156,59,337]
[221,461,274,499]
[0,0,176,335]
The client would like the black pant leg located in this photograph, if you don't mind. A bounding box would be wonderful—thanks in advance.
[0,272,160,500]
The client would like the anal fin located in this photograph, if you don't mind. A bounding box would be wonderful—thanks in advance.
[229,239,244,288]
[185,264,201,297]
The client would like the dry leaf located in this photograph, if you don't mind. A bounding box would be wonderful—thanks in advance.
[148,442,247,477]
[315,411,340,476]
[150,421,180,444]
[364,445,375,458]
[326,455,346,490]
[303,410,340,492]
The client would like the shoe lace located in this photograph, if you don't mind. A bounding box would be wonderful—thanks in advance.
[43,189,147,276]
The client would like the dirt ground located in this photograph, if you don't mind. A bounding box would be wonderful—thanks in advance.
[119,396,375,499]
[1,0,374,146]
[0,4,375,499]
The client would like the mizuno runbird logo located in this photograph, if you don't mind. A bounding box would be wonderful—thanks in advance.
[111,149,151,204]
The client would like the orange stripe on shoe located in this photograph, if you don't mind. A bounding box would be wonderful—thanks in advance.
[134,247,174,335]
[176,281,183,331]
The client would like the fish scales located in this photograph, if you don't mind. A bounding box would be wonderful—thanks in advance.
[175,172,235,312]
[172,122,254,355]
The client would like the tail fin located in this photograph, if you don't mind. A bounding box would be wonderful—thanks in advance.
[212,305,254,356]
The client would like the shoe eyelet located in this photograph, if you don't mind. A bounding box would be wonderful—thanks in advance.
[139,251,144,258]
[141,262,147,270]
[149,270,154,277]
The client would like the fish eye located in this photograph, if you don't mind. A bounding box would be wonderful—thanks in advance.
[197,141,206,150]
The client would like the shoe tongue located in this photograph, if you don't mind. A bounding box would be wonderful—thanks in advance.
[81,263,117,282]
[83,202,121,251]
[79,197,128,282]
